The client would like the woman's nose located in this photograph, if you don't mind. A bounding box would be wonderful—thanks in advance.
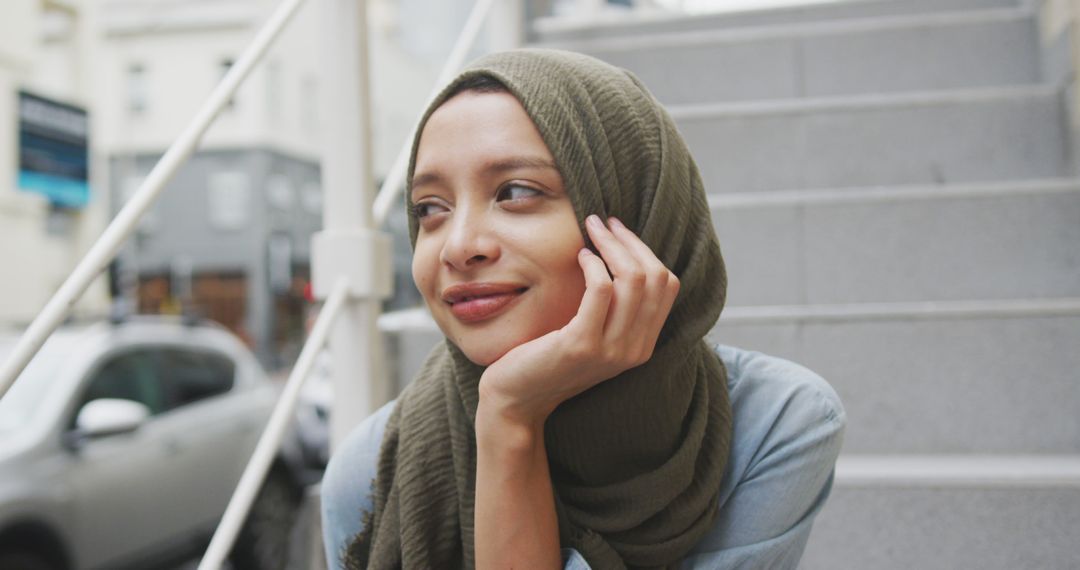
[440,210,499,271]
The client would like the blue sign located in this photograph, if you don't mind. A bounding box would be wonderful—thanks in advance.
[17,91,90,208]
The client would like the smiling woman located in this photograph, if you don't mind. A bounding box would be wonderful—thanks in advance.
[321,48,845,570]
[409,89,587,365]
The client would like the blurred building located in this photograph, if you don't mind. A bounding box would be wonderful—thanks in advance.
[0,0,110,329]
[93,0,328,366]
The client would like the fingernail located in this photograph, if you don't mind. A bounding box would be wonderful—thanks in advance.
[586,214,602,228]
[608,217,625,230]
[579,247,593,256]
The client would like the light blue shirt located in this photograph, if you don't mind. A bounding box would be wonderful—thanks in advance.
[321,344,846,569]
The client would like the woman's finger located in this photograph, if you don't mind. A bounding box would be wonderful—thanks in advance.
[569,247,614,341]
[606,217,676,346]
[607,217,671,280]
[585,215,642,279]
[640,272,680,354]
[585,215,645,339]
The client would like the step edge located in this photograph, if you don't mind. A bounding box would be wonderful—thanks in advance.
[380,298,1080,332]
[707,178,1080,209]
[533,0,864,35]
[537,6,1030,53]
[835,454,1080,488]
[667,83,1059,119]
[719,298,1080,324]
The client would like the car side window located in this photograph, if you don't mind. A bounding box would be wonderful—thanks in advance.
[79,350,165,416]
[159,347,236,410]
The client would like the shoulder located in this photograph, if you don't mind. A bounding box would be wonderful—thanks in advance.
[715,343,846,434]
[320,400,397,568]
[681,344,845,561]
[322,400,396,504]
[713,342,846,489]
[672,345,845,565]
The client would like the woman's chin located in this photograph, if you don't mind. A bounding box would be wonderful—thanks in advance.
[460,344,512,367]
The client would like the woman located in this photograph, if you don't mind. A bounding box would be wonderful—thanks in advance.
[322,49,845,569]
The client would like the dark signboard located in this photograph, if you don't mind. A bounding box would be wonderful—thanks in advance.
[17,91,90,208]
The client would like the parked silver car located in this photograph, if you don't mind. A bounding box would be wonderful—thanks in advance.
[0,317,306,570]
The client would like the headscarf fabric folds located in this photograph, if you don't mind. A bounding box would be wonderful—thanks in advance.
[346,49,731,570]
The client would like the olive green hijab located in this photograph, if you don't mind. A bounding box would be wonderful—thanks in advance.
[346,48,731,569]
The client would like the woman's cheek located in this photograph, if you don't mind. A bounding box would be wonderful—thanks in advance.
[411,243,438,304]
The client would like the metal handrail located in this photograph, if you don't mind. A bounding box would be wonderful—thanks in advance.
[372,0,497,226]
[199,277,350,570]
[0,0,312,400]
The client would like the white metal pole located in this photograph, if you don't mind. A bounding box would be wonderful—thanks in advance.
[488,0,525,53]
[197,278,350,570]
[316,0,388,450]
[0,0,311,400]
[372,0,499,226]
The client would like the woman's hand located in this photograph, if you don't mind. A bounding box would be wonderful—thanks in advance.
[474,214,679,569]
[477,214,680,429]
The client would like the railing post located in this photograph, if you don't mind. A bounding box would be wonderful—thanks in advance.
[313,0,393,452]
[488,0,526,51]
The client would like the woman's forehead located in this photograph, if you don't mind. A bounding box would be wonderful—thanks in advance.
[413,91,558,180]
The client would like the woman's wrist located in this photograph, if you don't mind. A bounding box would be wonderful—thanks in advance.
[474,388,562,570]
[475,386,552,452]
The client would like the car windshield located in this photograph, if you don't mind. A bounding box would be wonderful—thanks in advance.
[0,335,74,434]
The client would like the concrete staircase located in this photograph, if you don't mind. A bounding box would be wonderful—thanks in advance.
[530,0,1080,567]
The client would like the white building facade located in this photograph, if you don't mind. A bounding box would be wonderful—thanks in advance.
[0,0,109,329]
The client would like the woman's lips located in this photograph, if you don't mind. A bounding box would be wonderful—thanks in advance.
[446,287,527,323]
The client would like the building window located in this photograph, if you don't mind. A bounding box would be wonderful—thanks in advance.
[265,60,281,125]
[301,75,317,134]
[208,171,251,230]
[127,63,147,115]
[302,182,322,214]
[220,58,236,110]
[267,174,294,210]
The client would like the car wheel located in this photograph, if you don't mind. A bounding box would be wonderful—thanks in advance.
[230,469,300,570]
[0,549,58,570]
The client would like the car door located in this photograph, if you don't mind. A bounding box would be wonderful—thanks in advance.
[151,345,265,532]
[66,347,188,569]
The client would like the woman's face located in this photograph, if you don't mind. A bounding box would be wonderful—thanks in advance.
[410,90,587,366]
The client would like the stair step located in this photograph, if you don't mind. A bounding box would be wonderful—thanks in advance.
[379,301,1080,455]
[713,299,1080,454]
[804,456,1080,569]
[540,7,1038,104]
[720,297,1080,323]
[711,179,1080,306]
[835,454,1080,487]
[535,0,1018,42]
[670,85,1067,192]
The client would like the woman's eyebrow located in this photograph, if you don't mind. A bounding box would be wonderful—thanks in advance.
[483,156,558,174]
[411,156,559,198]
[411,171,442,192]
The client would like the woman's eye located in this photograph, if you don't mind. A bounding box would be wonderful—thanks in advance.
[496,184,541,202]
[411,202,447,219]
